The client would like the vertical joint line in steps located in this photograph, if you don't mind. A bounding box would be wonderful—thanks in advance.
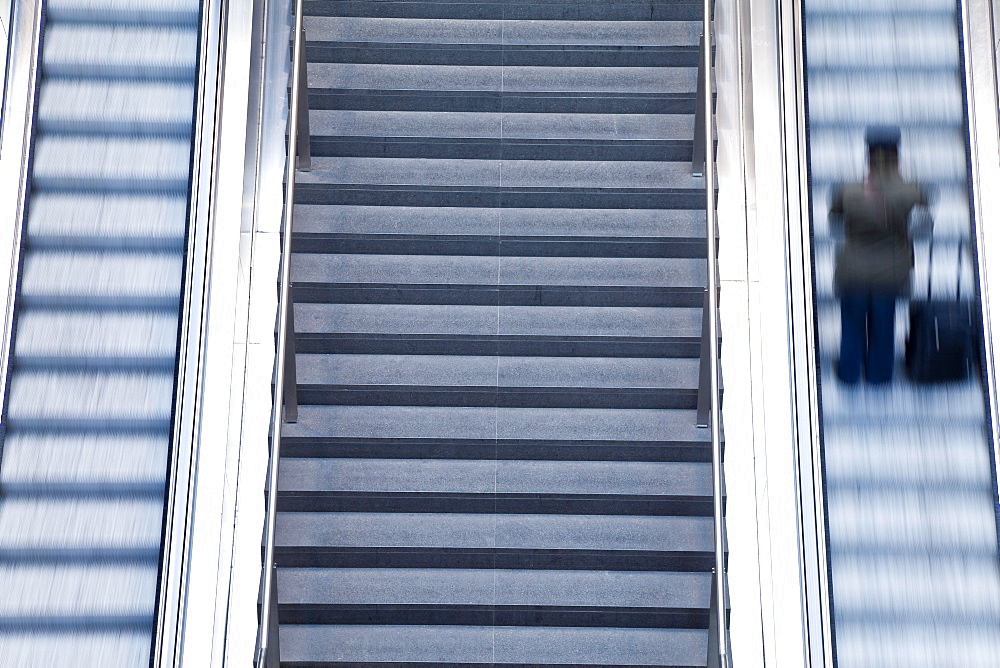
[494,11,505,665]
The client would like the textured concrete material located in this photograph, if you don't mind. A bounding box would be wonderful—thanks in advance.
[279,2,716,663]
[279,567,710,608]
[279,458,711,496]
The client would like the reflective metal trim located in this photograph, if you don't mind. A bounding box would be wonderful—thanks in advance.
[959,0,1000,531]
[786,0,835,665]
[702,1,730,666]
[255,0,306,664]
[0,0,40,427]
[153,0,226,664]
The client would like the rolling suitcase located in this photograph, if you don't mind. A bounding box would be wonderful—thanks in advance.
[905,240,978,383]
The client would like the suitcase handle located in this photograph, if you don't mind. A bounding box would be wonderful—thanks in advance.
[922,236,965,302]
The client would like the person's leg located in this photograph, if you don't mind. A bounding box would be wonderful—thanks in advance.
[837,290,867,384]
[865,293,897,384]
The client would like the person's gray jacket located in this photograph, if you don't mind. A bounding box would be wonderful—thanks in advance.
[830,173,927,295]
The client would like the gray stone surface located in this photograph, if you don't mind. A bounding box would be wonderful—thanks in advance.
[503,20,700,46]
[306,17,503,44]
[280,625,492,664]
[279,458,498,493]
[497,356,698,388]
[295,354,497,387]
[293,204,501,236]
[293,252,704,289]
[499,207,704,238]
[501,113,693,140]
[292,253,499,285]
[280,568,494,605]
[499,256,705,287]
[494,627,707,666]
[495,460,712,496]
[502,66,696,94]
[278,567,710,608]
[293,205,704,239]
[294,303,499,335]
[308,63,503,91]
[295,303,703,337]
[276,512,497,549]
[495,407,708,442]
[279,458,711,496]
[500,159,701,190]
[498,305,702,337]
[281,625,707,666]
[282,405,497,440]
[304,17,699,47]
[296,157,500,187]
[311,110,502,139]
[495,514,714,551]
[276,512,713,551]
[279,3,718,663]
[309,110,694,141]
[308,64,696,95]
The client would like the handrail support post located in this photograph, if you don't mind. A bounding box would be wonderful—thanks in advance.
[692,32,707,176]
[282,298,298,423]
[697,287,712,427]
[295,23,311,171]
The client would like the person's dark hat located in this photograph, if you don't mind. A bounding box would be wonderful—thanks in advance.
[865,125,901,150]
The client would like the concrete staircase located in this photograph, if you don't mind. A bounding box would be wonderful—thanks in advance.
[275,1,715,664]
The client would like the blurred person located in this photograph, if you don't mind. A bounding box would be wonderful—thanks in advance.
[830,125,929,385]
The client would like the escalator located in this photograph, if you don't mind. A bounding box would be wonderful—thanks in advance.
[803,0,1000,664]
[0,0,202,664]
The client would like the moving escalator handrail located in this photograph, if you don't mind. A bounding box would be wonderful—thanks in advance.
[255,0,306,664]
[701,0,728,665]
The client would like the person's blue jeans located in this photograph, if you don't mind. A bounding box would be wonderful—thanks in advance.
[837,288,897,385]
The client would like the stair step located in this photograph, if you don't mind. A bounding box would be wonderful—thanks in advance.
[307,63,696,94]
[279,458,711,496]
[277,512,713,552]
[282,405,708,442]
[294,354,699,389]
[281,624,707,665]
[294,205,705,238]
[305,17,701,46]
[277,567,710,609]
[303,0,703,21]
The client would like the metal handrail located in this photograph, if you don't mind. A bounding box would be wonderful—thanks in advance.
[700,0,729,665]
[255,0,306,664]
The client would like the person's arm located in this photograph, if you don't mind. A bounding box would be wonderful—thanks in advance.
[829,184,845,237]
[910,184,933,239]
